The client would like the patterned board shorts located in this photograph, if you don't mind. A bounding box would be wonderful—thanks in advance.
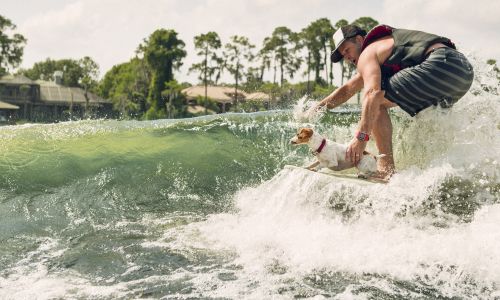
[383,47,474,116]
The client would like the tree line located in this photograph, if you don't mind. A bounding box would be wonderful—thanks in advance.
[96,16,380,118]
[2,14,379,119]
[12,14,497,119]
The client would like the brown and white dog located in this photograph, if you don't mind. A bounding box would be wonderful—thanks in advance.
[290,127,385,178]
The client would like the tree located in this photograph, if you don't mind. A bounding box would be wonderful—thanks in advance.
[301,18,334,86]
[316,19,335,85]
[224,35,255,110]
[99,57,150,118]
[213,55,225,85]
[352,17,378,33]
[20,58,88,87]
[333,19,349,85]
[189,31,221,114]
[161,80,188,118]
[139,29,186,119]
[263,26,302,86]
[256,43,272,82]
[78,56,99,116]
[0,15,27,75]
[262,37,278,85]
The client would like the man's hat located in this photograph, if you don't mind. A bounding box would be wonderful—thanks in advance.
[330,25,367,63]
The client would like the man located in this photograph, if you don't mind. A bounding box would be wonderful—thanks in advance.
[317,24,474,180]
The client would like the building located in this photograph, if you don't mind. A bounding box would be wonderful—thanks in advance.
[0,100,19,124]
[181,85,272,113]
[0,74,113,122]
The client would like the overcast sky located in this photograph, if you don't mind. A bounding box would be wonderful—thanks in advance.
[3,0,499,85]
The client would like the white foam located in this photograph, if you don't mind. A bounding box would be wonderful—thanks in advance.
[191,164,500,297]
[292,96,326,123]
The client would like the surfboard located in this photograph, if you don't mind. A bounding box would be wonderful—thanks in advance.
[284,165,383,185]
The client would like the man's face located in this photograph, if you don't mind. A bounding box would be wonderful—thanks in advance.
[339,37,363,66]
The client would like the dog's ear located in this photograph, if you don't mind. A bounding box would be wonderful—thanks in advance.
[301,128,313,138]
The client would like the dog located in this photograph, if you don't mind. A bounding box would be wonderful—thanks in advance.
[290,127,385,178]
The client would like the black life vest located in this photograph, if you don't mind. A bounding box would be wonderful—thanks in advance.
[361,25,456,78]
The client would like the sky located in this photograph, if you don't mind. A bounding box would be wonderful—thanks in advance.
[3,0,500,86]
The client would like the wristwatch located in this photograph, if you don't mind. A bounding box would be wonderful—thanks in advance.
[356,131,370,142]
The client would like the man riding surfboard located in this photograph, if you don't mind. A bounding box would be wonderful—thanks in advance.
[317,24,474,180]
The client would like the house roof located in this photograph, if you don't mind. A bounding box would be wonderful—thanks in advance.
[36,80,109,104]
[0,100,19,109]
[182,85,247,104]
[0,75,36,85]
[245,92,271,101]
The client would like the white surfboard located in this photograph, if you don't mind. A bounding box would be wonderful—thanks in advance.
[284,165,383,185]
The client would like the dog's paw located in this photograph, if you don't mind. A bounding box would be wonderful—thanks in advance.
[357,173,368,179]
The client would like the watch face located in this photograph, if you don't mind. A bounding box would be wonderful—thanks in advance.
[357,132,368,141]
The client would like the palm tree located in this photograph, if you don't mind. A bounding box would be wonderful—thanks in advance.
[224,35,255,110]
[190,32,222,114]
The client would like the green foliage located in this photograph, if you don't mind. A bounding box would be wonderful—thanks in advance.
[243,80,336,109]
[98,58,148,118]
[190,31,222,113]
[238,100,267,112]
[352,17,379,32]
[97,16,381,120]
[224,35,255,109]
[161,80,189,118]
[78,56,99,115]
[300,18,334,85]
[0,15,26,76]
[139,29,186,119]
[79,56,99,90]
[20,57,97,88]
[190,32,222,85]
[194,96,219,113]
[263,26,302,86]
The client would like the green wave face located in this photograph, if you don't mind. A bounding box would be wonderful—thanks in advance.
[0,113,295,218]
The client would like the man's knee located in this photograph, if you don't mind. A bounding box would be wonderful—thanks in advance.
[364,89,398,108]
[381,96,397,109]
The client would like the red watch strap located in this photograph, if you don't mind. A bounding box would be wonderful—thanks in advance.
[356,131,370,141]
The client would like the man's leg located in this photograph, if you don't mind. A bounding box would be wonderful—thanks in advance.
[371,97,397,178]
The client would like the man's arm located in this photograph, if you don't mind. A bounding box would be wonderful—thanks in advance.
[345,47,384,165]
[356,49,383,135]
[317,73,363,109]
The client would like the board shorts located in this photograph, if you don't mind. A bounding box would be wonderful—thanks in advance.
[382,47,474,116]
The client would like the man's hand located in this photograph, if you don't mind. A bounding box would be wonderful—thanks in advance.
[346,138,367,165]
[314,96,331,111]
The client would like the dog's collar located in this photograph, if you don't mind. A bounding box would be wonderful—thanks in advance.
[312,139,326,155]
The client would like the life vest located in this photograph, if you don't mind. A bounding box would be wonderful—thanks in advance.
[361,25,456,77]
